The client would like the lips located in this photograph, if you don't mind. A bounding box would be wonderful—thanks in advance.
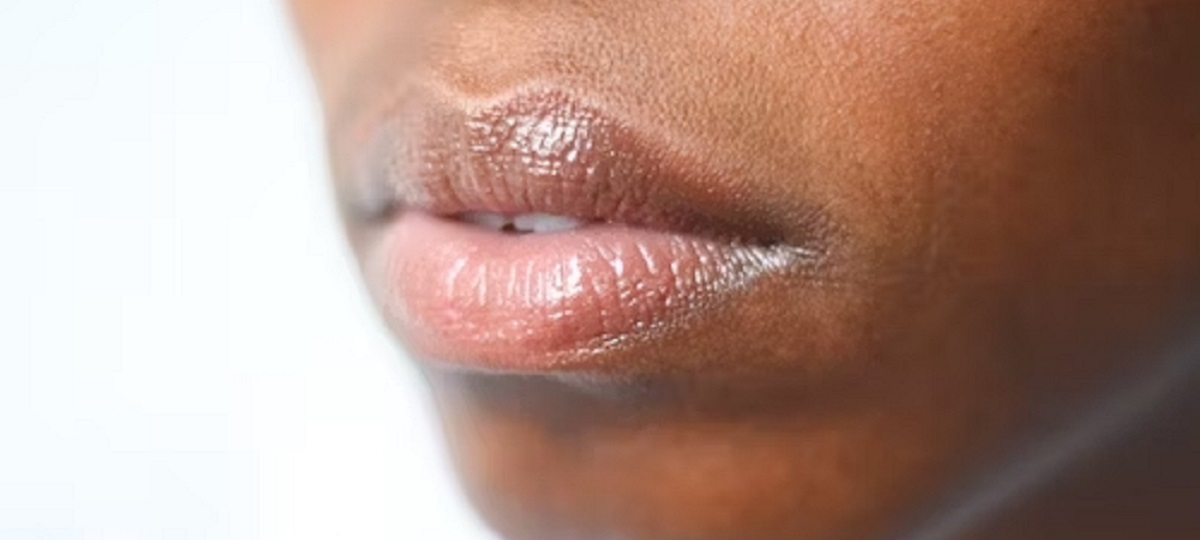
[346,89,829,372]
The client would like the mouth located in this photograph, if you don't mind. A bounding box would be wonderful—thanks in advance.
[345,89,830,373]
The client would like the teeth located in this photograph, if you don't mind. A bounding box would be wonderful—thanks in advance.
[458,212,584,234]
[513,213,584,233]
[460,211,511,230]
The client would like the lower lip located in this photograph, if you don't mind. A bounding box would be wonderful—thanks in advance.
[374,212,814,372]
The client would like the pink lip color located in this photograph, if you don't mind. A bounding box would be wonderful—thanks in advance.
[358,90,824,372]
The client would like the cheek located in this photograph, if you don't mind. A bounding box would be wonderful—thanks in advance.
[791,0,1198,277]
[815,0,1200,382]
[807,0,1091,236]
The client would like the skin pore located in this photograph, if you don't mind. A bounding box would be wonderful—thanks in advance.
[288,1,1200,538]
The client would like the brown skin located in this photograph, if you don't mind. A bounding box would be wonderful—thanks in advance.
[288,1,1200,538]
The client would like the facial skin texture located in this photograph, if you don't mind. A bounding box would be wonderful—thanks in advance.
[289,1,1200,539]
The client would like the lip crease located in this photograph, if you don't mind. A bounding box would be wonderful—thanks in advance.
[352,89,827,372]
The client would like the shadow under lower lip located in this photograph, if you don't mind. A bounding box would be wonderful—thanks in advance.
[378,212,821,372]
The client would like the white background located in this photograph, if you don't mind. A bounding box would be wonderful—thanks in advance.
[0,1,493,538]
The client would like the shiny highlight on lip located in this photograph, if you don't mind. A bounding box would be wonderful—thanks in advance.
[381,213,819,371]
[355,90,806,243]
[355,88,830,372]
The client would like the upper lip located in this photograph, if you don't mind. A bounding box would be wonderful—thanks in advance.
[344,88,822,249]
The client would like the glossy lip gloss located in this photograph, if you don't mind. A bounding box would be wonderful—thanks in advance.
[354,89,829,372]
